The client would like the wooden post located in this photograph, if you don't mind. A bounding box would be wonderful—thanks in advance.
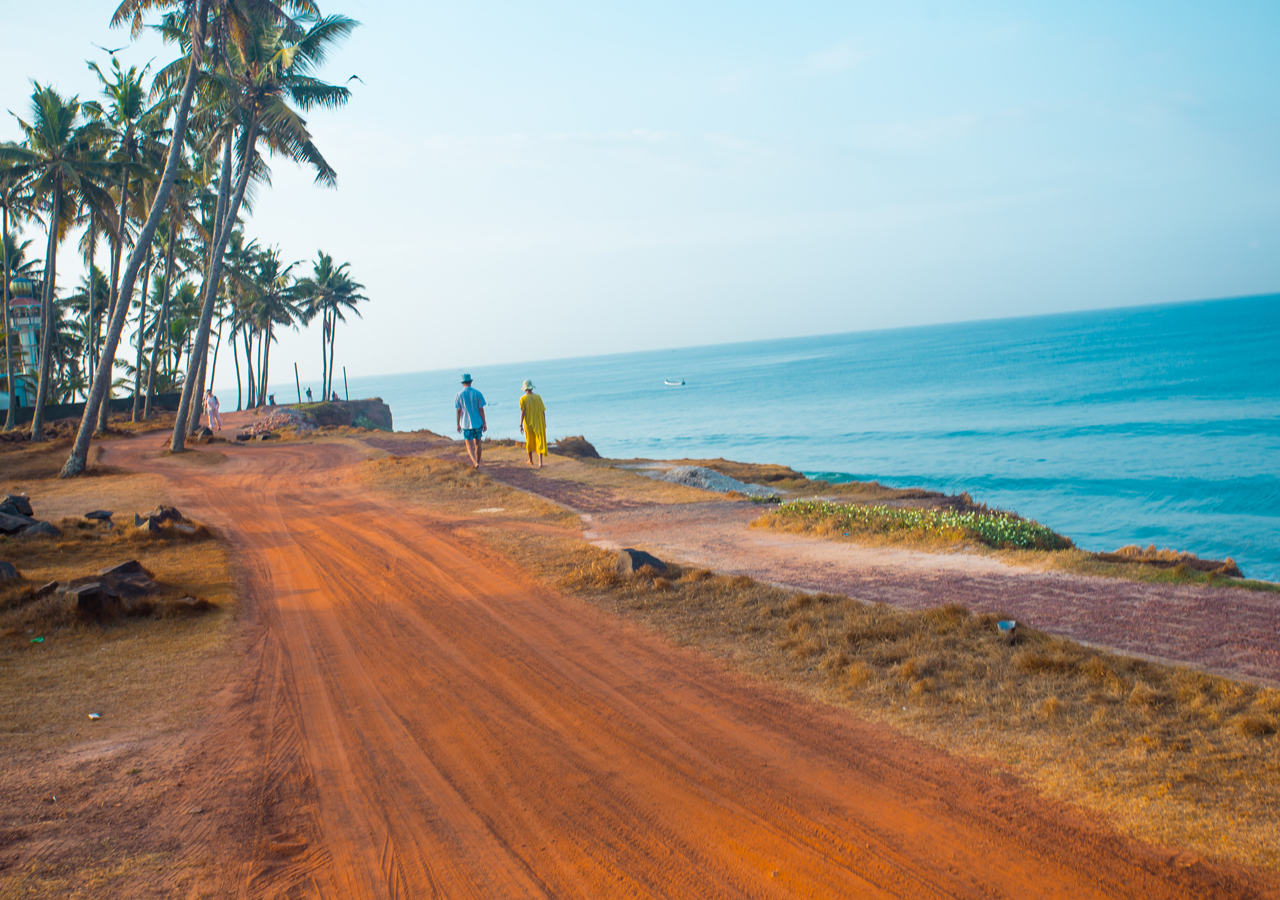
[294,362,302,404]
[343,366,349,401]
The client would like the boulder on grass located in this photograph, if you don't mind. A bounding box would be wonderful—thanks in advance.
[0,561,20,581]
[617,548,667,576]
[20,521,61,539]
[98,560,150,578]
[0,511,37,534]
[62,582,123,619]
[549,435,601,459]
[0,495,33,517]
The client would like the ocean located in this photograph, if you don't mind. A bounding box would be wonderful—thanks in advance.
[291,294,1280,581]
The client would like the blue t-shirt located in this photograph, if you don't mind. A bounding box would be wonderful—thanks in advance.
[455,386,486,429]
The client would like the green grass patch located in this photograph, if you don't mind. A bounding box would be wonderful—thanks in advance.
[770,498,1073,551]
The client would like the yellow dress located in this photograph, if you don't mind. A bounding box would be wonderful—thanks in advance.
[519,392,548,455]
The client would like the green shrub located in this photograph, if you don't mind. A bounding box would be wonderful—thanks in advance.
[772,499,1073,551]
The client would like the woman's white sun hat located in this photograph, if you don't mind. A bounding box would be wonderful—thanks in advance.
[522,379,535,391]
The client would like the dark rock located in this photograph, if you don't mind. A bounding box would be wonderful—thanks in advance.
[199,426,214,437]
[256,432,277,441]
[61,569,156,599]
[0,561,19,581]
[84,510,114,521]
[235,433,252,442]
[32,581,58,599]
[616,548,667,576]
[98,560,150,578]
[549,435,601,459]
[0,511,37,534]
[64,583,123,619]
[143,506,186,524]
[1,494,33,516]
[20,521,61,539]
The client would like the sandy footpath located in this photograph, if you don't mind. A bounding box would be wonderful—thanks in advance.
[40,430,1264,898]
[579,501,1280,687]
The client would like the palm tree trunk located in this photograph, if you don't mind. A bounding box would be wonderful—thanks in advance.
[85,213,95,394]
[208,317,223,392]
[145,225,176,418]
[327,314,336,402]
[62,23,206,475]
[260,324,272,405]
[244,330,254,409]
[98,170,132,432]
[187,346,205,434]
[254,330,263,406]
[2,205,16,431]
[172,115,257,452]
[30,178,61,442]
[132,242,155,421]
[231,327,241,411]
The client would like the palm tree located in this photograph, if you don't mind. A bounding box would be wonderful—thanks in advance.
[63,0,305,473]
[0,163,38,429]
[248,245,299,405]
[4,84,111,441]
[169,9,356,449]
[145,158,204,417]
[82,56,173,429]
[296,250,366,398]
[67,265,111,395]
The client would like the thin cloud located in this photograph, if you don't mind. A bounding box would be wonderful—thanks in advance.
[802,42,865,75]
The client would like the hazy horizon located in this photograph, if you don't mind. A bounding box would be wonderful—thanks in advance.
[243,289,1277,392]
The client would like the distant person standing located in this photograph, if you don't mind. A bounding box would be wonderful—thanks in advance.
[306,387,313,402]
[518,380,547,468]
[204,390,222,430]
[455,373,487,467]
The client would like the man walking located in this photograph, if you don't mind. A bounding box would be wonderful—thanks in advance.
[455,373,487,467]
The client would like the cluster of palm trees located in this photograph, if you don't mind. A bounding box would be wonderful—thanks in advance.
[222,240,365,409]
[0,0,366,477]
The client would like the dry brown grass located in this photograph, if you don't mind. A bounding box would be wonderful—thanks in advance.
[0,520,237,754]
[358,454,580,524]
[393,440,718,508]
[481,528,1280,870]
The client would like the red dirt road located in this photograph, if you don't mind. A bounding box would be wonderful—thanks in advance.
[103,436,1273,898]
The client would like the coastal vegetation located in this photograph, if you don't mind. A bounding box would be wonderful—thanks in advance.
[762,497,1073,551]
[0,0,367,469]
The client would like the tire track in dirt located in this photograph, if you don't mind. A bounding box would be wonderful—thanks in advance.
[106,438,1278,899]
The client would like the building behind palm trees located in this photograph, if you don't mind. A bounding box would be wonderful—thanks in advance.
[1,275,40,408]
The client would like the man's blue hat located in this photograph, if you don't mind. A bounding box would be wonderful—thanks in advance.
[461,373,472,383]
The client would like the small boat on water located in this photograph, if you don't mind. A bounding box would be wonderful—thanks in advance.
[664,379,685,386]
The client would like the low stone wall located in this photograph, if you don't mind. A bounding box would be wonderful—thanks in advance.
[3,392,184,425]
[291,398,393,431]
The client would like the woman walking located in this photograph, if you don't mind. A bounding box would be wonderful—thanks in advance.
[518,379,548,468]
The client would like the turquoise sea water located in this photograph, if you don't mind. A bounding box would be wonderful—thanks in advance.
[306,294,1280,581]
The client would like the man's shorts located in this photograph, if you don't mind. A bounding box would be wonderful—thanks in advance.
[463,427,484,441]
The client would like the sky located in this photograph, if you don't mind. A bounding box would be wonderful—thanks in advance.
[2,0,1278,388]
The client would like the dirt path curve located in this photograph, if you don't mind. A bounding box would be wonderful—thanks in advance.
[104,437,1273,898]
[581,502,1280,686]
